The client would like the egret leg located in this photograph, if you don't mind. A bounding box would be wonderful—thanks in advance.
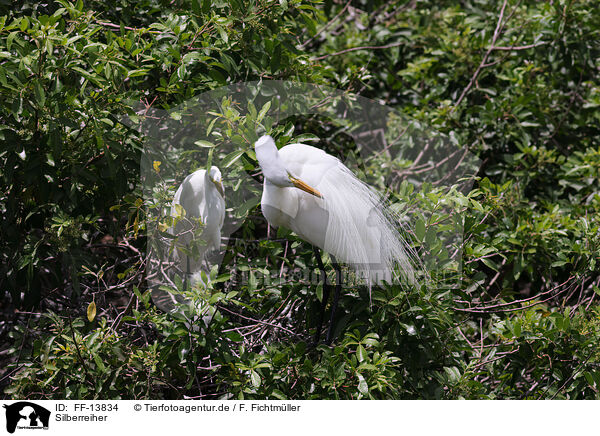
[313,246,331,344]
[325,256,342,344]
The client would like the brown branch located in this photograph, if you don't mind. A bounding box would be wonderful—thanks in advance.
[111,292,137,332]
[217,305,296,336]
[485,257,507,292]
[491,41,548,51]
[470,348,520,370]
[453,280,575,314]
[95,20,157,33]
[454,276,576,312]
[452,0,509,112]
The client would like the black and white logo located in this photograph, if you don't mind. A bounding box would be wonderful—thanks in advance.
[3,402,50,434]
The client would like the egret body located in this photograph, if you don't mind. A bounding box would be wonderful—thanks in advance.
[152,166,225,312]
[254,135,416,342]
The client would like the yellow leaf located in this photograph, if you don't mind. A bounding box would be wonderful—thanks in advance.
[153,160,161,173]
[133,214,139,238]
[87,301,97,322]
[158,221,169,232]
[174,203,185,217]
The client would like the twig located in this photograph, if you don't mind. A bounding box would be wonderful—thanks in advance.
[470,347,519,370]
[111,292,137,332]
[454,276,576,312]
[485,258,507,292]
[68,312,92,383]
[95,20,157,33]
[279,240,289,278]
[480,318,484,358]
[547,350,596,400]
[217,305,296,336]
[452,0,509,112]
[453,289,570,314]
[491,41,548,51]
[300,1,351,48]
[457,325,475,349]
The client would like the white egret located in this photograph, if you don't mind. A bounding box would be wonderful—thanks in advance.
[152,166,225,312]
[254,135,416,343]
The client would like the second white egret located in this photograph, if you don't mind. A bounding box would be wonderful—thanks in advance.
[152,166,225,312]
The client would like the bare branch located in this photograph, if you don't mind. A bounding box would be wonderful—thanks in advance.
[491,41,548,51]
[452,0,510,112]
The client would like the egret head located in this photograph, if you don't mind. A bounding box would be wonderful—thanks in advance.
[208,166,224,197]
[254,135,323,199]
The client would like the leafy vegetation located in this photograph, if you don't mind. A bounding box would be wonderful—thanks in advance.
[1,0,598,399]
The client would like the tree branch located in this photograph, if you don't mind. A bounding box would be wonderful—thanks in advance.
[452,0,510,112]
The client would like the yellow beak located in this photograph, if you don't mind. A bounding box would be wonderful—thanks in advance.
[213,179,225,198]
[289,175,323,199]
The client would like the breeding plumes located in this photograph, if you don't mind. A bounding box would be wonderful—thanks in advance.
[152,166,225,312]
[254,135,417,342]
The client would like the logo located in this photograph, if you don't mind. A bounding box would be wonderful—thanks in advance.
[3,402,50,434]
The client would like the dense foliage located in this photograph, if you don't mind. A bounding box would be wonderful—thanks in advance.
[1,0,598,399]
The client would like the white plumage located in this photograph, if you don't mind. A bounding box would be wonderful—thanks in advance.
[255,135,415,287]
[171,166,225,283]
[152,166,225,313]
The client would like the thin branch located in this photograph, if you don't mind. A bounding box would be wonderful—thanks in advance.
[491,41,548,51]
[300,1,351,49]
[217,305,296,336]
[95,20,158,33]
[452,0,509,112]
[454,276,576,312]
[68,312,92,383]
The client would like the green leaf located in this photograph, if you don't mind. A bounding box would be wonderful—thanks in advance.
[316,283,323,302]
[250,370,261,388]
[513,321,521,337]
[270,43,281,72]
[87,301,96,322]
[19,17,29,31]
[34,82,46,106]
[444,366,461,383]
[415,219,426,241]
[194,140,215,148]
[225,331,243,342]
[295,134,320,143]
[357,373,368,395]
[257,101,271,123]
[93,353,105,372]
[356,344,367,362]
[7,31,18,51]
[222,150,245,168]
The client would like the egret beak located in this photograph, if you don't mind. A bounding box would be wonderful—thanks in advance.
[213,179,225,198]
[289,175,323,199]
